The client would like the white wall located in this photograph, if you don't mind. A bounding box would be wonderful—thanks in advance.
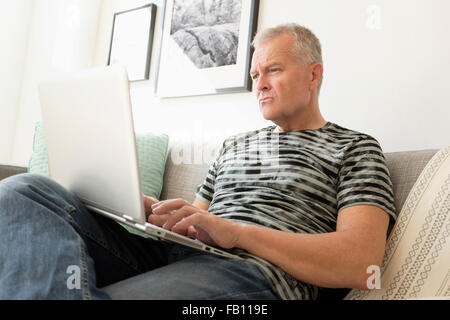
[7,0,450,166]
[93,0,450,154]
[9,0,102,166]
[0,0,33,164]
[307,0,450,152]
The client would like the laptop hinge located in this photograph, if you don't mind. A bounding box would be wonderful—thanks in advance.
[134,223,146,231]
[122,214,135,222]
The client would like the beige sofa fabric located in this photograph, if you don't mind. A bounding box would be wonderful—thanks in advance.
[385,149,438,216]
[345,146,450,299]
[160,142,215,203]
[0,165,27,181]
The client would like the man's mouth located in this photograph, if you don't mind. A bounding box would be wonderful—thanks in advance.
[259,96,273,103]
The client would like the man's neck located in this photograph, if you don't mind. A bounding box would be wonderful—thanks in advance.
[273,110,327,133]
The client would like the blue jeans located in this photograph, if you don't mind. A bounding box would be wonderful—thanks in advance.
[0,173,277,300]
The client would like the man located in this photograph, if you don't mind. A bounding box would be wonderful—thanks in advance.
[0,23,396,300]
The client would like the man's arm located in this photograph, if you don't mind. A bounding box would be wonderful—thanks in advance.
[157,201,389,290]
[233,204,389,290]
[192,198,209,211]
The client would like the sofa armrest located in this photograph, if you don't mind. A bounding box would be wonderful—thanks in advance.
[0,165,27,181]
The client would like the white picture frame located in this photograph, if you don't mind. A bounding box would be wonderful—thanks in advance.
[156,0,259,98]
[108,4,157,82]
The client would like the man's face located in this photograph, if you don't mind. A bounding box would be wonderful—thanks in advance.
[250,33,314,123]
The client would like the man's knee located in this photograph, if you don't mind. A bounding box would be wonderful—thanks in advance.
[0,173,77,213]
[0,174,50,221]
[0,173,55,196]
[0,173,83,227]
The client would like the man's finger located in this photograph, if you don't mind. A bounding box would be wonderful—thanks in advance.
[151,198,189,214]
[147,213,170,227]
[171,213,205,234]
[143,196,161,219]
[187,226,198,238]
[143,196,159,209]
[163,206,198,231]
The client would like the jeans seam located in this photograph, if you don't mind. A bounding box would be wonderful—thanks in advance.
[78,238,92,300]
[21,180,136,272]
[80,229,141,273]
[64,206,141,273]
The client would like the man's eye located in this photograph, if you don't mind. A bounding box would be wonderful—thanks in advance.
[270,68,280,73]
[251,74,259,80]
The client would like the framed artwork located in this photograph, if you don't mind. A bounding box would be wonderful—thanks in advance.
[156,0,260,97]
[108,4,157,82]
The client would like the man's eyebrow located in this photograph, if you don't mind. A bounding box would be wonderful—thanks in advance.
[250,62,283,75]
[266,62,283,69]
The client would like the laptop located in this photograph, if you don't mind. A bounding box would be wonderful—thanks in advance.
[38,65,241,261]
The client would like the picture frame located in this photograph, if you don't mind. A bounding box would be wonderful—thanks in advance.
[108,4,157,82]
[156,0,260,98]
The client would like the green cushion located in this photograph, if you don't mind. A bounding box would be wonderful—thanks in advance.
[28,121,169,238]
[28,122,50,176]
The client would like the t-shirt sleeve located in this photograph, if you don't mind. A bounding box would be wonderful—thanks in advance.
[337,136,397,222]
[195,142,225,204]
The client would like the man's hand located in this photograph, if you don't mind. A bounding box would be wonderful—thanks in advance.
[147,198,240,249]
[143,195,159,219]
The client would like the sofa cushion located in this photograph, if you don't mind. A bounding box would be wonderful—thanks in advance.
[0,165,28,181]
[345,145,450,299]
[160,140,218,203]
[385,149,438,215]
[28,122,50,176]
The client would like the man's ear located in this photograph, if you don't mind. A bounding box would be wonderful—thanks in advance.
[309,62,323,91]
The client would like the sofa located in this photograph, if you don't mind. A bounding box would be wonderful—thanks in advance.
[1,145,449,300]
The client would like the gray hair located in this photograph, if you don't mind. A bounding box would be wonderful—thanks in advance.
[252,23,323,90]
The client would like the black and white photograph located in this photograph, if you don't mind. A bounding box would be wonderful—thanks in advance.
[170,0,242,69]
[156,0,259,97]
[107,4,157,81]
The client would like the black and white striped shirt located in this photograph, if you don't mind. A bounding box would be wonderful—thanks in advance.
[196,122,396,300]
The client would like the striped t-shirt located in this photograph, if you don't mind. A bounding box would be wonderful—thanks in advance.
[195,122,397,300]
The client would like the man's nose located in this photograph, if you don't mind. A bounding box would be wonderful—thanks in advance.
[256,75,270,92]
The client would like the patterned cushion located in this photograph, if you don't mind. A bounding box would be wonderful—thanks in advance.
[345,146,450,299]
